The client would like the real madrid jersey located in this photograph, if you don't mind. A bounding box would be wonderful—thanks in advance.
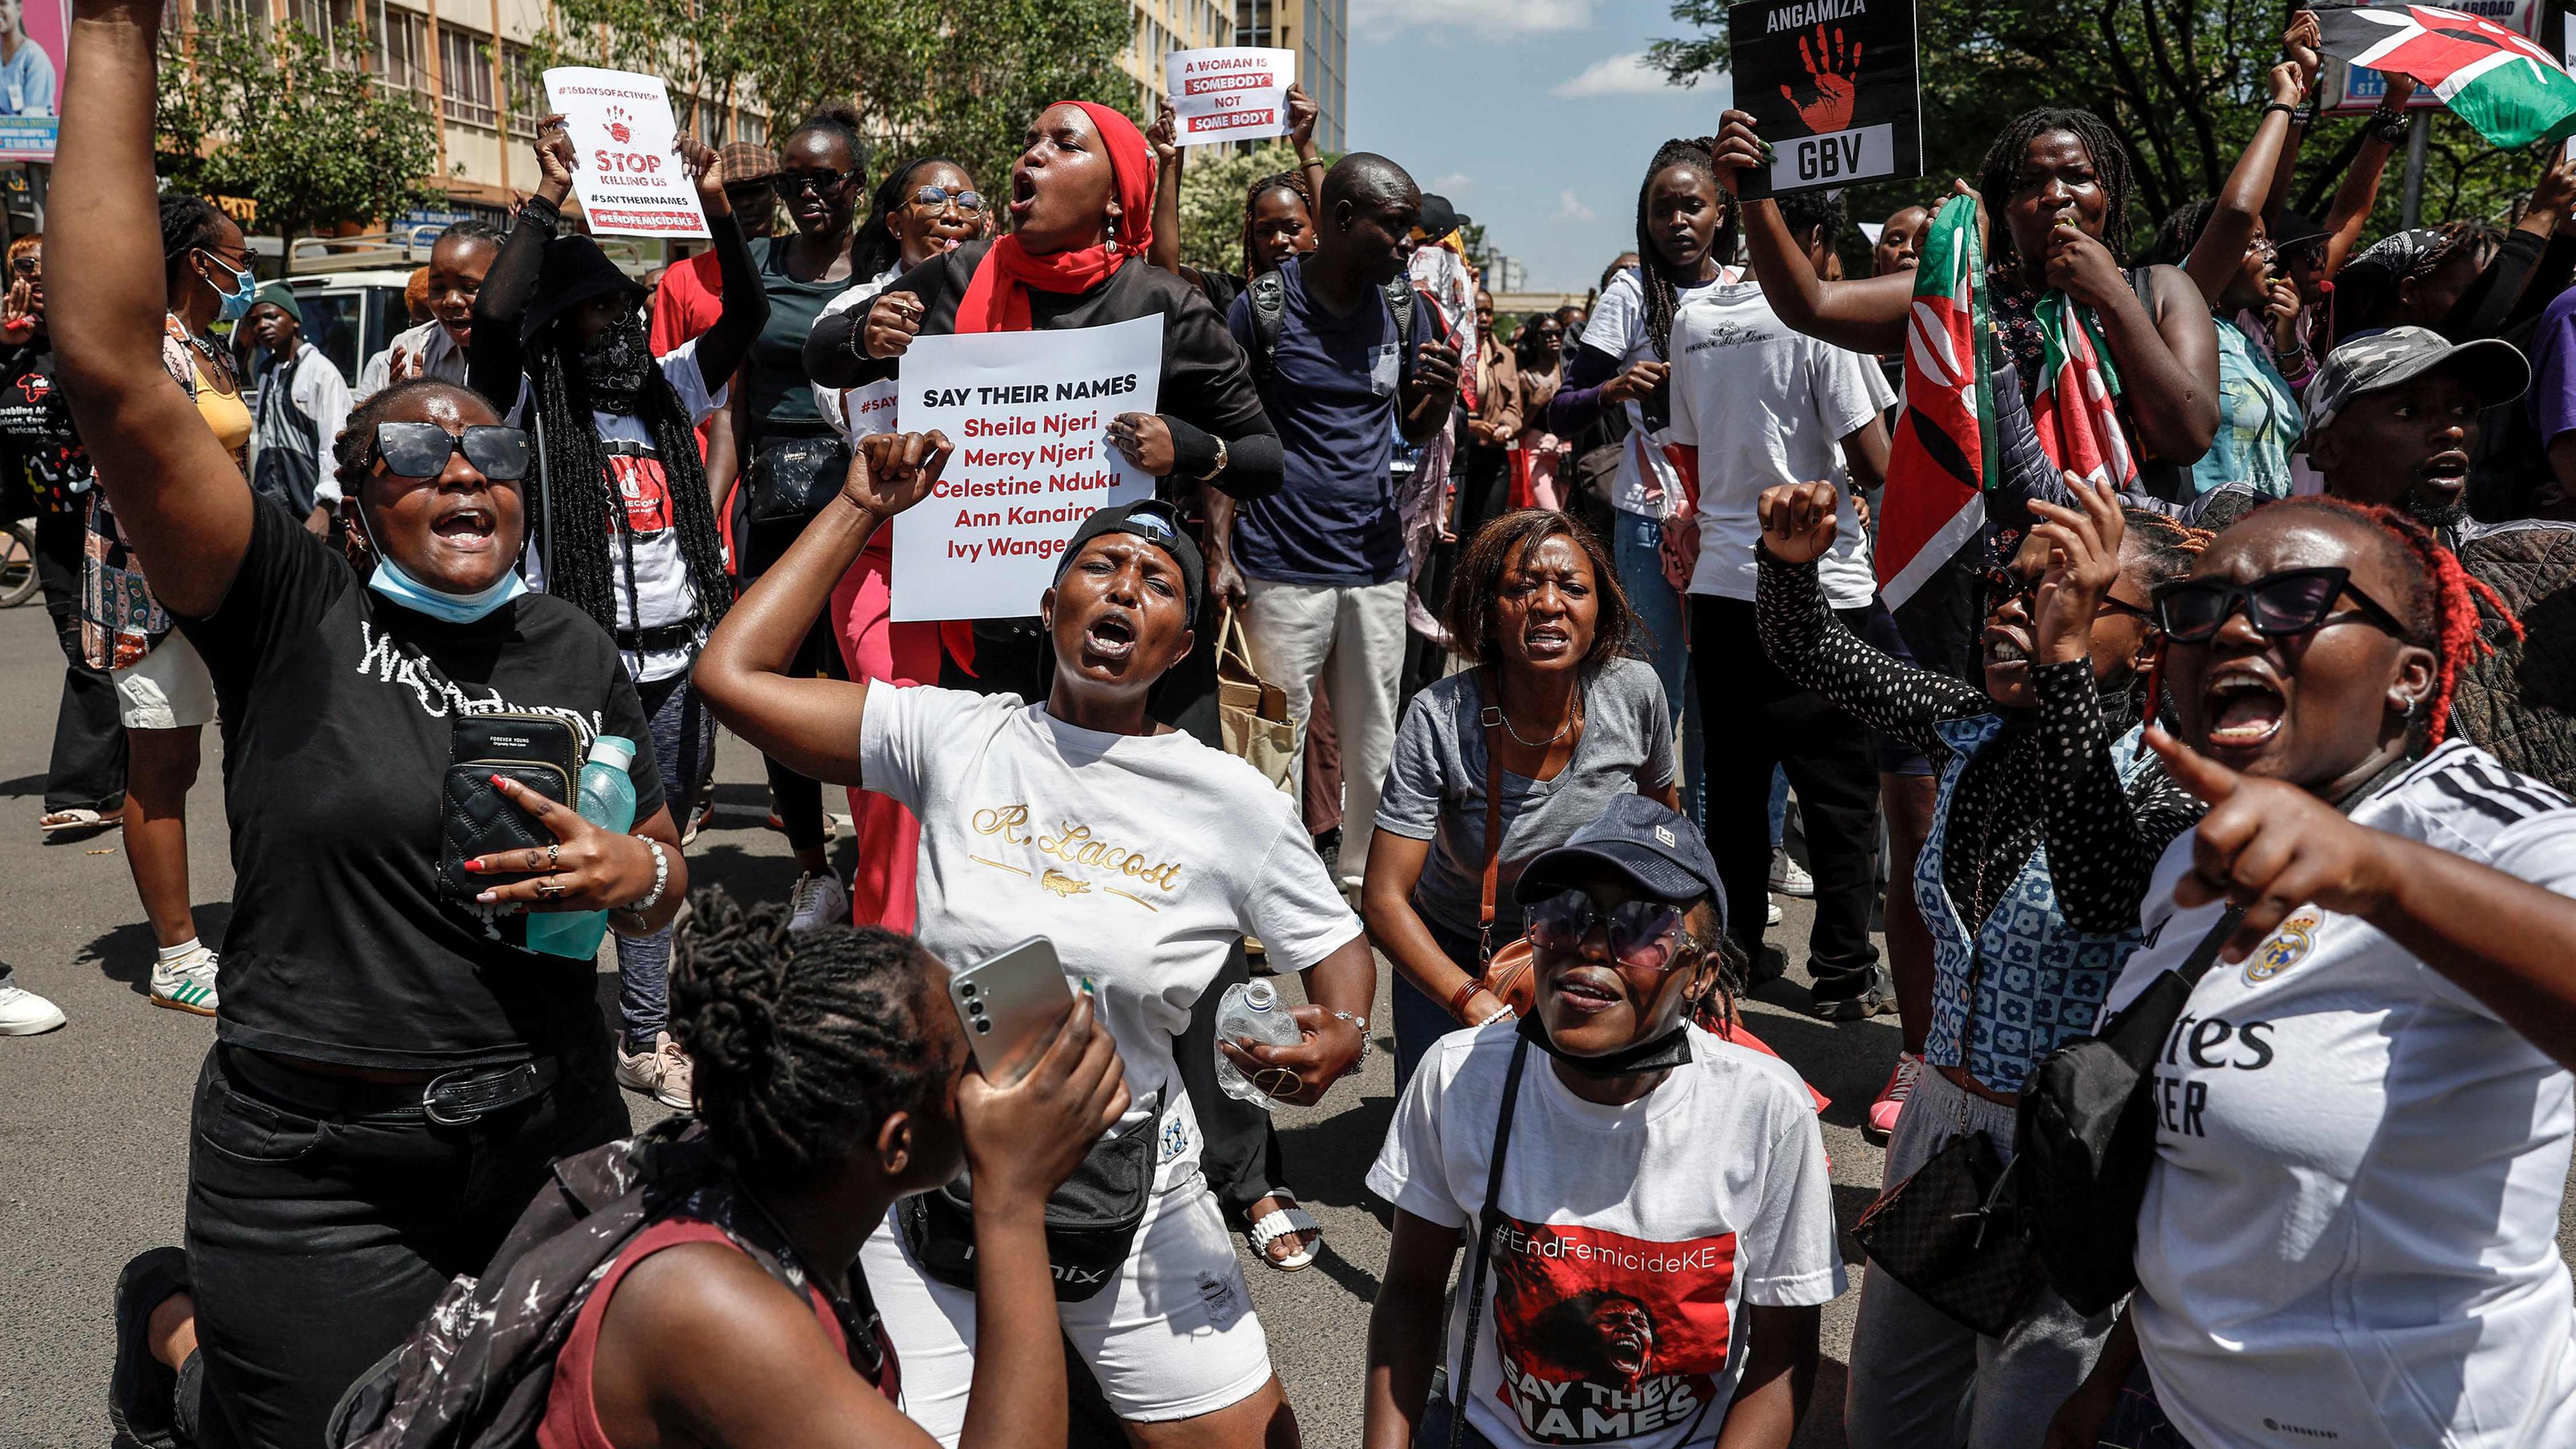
[2104,739,2576,1449]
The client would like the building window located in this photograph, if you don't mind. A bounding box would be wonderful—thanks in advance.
[439,25,494,127]
[194,0,260,28]
[692,98,729,147]
[737,111,767,148]
[1236,0,1272,47]
[363,0,431,108]
[502,42,541,137]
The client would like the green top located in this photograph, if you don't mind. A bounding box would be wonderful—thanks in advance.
[743,235,846,428]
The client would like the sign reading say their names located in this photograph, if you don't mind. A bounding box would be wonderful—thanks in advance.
[891,315,1164,623]
[541,67,710,239]
[1727,0,1922,199]
[1164,48,1297,146]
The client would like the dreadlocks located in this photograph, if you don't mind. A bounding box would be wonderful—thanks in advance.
[1238,170,1311,282]
[674,887,941,1189]
[1976,109,2136,268]
[1632,138,1733,363]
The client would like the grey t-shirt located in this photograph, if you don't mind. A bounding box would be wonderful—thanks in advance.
[1376,656,1678,938]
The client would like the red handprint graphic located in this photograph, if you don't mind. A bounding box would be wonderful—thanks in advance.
[1780,24,1862,134]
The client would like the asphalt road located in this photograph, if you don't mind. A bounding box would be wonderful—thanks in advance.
[0,590,2558,1449]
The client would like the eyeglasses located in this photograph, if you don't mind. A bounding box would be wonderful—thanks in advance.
[1982,566,2154,621]
[910,184,986,213]
[2153,567,2407,644]
[374,421,530,481]
[2247,238,2278,261]
[1523,890,1697,975]
[777,168,855,195]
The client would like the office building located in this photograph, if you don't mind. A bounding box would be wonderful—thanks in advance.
[1116,0,1239,114]
[1233,0,1346,150]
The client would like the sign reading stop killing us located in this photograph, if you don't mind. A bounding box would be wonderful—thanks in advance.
[891,314,1165,623]
[1727,0,1921,199]
[541,67,710,239]
[1165,47,1297,145]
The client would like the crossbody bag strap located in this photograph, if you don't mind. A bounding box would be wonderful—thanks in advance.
[1447,1033,1532,1449]
[1477,667,1505,965]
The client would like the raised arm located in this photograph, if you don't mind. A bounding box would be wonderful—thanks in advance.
[2320,76,2417,280]
[2181,60,2312,307]
[684,162,768,386]
[694,431,952,784]
[466,118,576,405]
[2442,154,2576,342]
[50,0,253,619]
[1710,111,1914,356]
[2261,13,2326,225]
[1146,104,1184,276]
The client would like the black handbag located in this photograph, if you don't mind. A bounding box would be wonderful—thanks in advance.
[745,431,851,525]
[898,1090,1163,1304]
[1851,1126,2037,1336]
[436,711,581,904]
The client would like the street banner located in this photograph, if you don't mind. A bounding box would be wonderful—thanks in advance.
[891,315,1164,623]
[1727,0,1921,198]
[540,67,710,239]
[2314,1,2576,147]
[2323,0,2537,113]
[1164,47,1297,146]
[0,0,68,162]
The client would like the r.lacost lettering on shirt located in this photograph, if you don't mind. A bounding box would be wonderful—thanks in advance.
[1484,1216,1739,1446]
[969,804,1184,909]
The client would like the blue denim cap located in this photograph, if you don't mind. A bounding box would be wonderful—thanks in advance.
[1513,793,1726,936]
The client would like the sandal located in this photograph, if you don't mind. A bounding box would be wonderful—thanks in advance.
[1243,1193,1322,1272]
[41,808,119,835]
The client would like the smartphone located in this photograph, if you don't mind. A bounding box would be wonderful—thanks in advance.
[947,936,1075,1084]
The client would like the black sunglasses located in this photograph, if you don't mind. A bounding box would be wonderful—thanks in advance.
[2153,567,2407,644]
[777,168,856,195]
[1523,890,1698,975]
[911,184,986,213]
[374,421,529,482]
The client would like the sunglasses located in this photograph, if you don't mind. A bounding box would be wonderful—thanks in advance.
[1982,567,2153,620]
[2153,567,2406,644]
[1523,890,1697,975]
[374,421,529,481]
[777,168,856,195]
[911,184,986,213]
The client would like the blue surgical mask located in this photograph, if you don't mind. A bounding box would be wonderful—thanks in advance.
[199,249,257,323]
[356,504,528,624]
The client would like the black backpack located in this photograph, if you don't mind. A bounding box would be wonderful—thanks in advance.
[1243,269,1418,383]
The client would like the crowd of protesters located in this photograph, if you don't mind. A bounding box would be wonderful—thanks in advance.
[9,1,2576,1447]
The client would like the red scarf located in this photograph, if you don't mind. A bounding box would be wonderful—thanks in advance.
[956,101,1157,334]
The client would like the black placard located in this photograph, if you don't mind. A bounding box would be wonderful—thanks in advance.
[1727,0,1922,199]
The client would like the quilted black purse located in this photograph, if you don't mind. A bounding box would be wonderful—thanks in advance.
[1851,1124,2037,1336]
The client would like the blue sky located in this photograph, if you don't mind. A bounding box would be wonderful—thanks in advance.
[1342,0,1734,293]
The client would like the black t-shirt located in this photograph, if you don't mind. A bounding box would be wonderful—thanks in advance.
[0,341,91,515]
[180,501,665,1070]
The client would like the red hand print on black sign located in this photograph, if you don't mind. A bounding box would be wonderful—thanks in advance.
[1781,24,1862,135]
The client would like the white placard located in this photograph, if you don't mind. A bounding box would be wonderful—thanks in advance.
[541,67,710,239]
[891,315,1165,623]
[1164,47,1296,146]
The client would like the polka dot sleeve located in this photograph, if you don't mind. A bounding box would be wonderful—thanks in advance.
[2030,657,2206,932]
[1755,547,1988,764]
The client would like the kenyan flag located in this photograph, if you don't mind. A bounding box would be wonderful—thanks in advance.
[2317,2,2576,149]
[1876,193,1995,681]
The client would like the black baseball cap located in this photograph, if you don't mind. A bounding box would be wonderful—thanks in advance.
[1416,194,1469,241]
[1053,498,1204,624]
[1514,794,1727,935]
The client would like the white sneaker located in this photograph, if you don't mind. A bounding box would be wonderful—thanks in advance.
[149,947,219,1017]
[616,1031,695,1110]
[1768,847,1815,899]
[0,981,66,1035]
[1766,900,1784,927]
[788,872,848,934]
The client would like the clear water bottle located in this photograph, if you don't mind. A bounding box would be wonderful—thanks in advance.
[525,735,639,962]
[1212,979,1305,1110]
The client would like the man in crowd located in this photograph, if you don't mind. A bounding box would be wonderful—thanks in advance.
[241,282,350,534]
[1210,153,1461,893]
[353,219,501,401]
[2307,326,2529,544]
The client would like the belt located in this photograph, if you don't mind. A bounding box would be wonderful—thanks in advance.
[613,616,704,653]
[1936,1061,2021,1108]
[225,1046,564,1126]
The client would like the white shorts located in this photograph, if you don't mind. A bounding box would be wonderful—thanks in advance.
[113,633,215,731]
[861,1180,1273,1442]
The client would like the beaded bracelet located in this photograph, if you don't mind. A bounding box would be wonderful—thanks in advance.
[625,839,671,914]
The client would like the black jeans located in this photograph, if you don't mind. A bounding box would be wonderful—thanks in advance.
[1691,595,1882,996]
[1174,941,1283,1220]
[36,509,125,814]
[184,1044,627,1449]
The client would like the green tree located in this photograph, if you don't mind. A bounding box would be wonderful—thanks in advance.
[1650,0,2543,259]
[155,16,441,275]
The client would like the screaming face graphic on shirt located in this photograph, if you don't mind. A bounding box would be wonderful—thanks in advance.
[1487,1218,1737,1444]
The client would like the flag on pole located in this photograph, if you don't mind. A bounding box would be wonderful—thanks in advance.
[1876,193,1994,681]
[2315,2,2576,149]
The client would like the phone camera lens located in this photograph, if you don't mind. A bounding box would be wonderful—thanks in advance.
[967,1000,985,1016]
[960,983,979,998]
[974,1019,991,1033]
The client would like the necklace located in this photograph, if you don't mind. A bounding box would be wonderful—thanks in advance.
[1495,685,1580,749]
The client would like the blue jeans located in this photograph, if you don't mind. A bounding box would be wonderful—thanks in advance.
[1610,508,1704,828]
[616,674,716,1050]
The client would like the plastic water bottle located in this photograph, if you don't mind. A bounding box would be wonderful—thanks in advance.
[1212,979,1305,1110]
[525,735,640,962]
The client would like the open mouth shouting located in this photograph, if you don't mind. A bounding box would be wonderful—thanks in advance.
[1524,621,1573,661]
[2201,662,2288,755]
[2418,446,2471,500]
[1081,608,1137,664]
[1008,168,1039,221]
[430,499,499,553]
[1983,618,2035,678]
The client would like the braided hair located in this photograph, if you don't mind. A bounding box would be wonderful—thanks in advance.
[1631,138,1734,363]
[1238,170,1311,281]
[1976,109,2136,268]
[851,156,971,281]
[674,887,942,1189]
[2148,198,2218,268]
[2121,508,2214,727]
[521,315,731,638]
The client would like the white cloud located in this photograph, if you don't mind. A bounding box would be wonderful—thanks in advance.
[1552,189,1595,223]
[1551,51,1680,99]
[1430,172,1474,195]
[1352,0,1596,41]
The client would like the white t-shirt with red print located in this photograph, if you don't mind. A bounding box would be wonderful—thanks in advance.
[1368,1019,1845,1448]
[513,340,725,682]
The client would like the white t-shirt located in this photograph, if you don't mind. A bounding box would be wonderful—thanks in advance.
[1367,1020,1846,1448]
[354,317,470,404]
[513,341,724,682]
[2105,739,2576,1449]
[816,265,903,441]
[1665,282,1890,609]
[1580,268,1730,517]
[860,680,1363,1193]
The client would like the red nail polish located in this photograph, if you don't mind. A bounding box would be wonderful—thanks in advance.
[464,859,482,873]
[490,773,506,788]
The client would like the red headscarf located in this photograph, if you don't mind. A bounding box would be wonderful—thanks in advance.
[957,101,1157,334]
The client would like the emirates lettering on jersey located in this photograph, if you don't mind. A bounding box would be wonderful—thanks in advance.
[1484,1217,1737,1444]
[2148,911,2306,1138]
[605,453,674,534]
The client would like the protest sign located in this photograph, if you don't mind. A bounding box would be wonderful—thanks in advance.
[2323,0,2539,113]
[1165,47,1297,146]
[0,0,68,162]
[891,315,1165,623]
[1727,0,1921,198]
[540,68,710,239]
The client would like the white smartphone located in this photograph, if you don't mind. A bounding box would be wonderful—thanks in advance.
[947,936,1076,1084]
